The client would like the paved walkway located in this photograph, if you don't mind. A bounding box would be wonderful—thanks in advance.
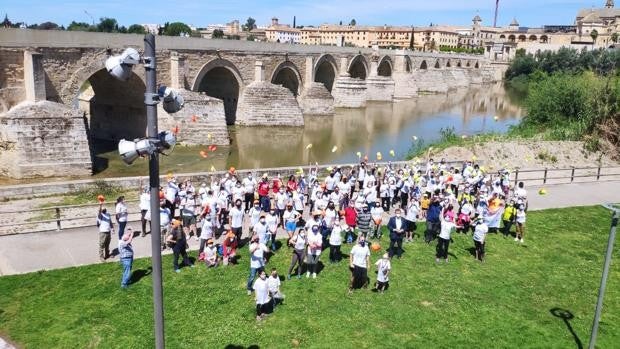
[0,181,618,276]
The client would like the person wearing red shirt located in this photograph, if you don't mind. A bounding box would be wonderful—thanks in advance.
[272,173,282,195]
[344,201,358,229]
[222,231,238,265]
[286,175,298,193]
[258,175,271,212]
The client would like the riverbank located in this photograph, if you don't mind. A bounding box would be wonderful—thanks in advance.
[416,137,619,170]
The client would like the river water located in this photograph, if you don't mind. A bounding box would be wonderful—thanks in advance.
[0,83,524,185]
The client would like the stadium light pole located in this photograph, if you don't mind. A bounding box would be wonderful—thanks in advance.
[588,203,619,349]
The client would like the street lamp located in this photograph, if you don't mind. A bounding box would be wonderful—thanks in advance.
[105,33,184,349]
[588,203,619,349]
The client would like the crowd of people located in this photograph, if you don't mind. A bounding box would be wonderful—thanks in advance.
[96,158,529,318]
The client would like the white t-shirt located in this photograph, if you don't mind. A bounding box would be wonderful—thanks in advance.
[406,204,419,222]
[243,177,257,193]
[139,193,150,211]
[253,277,270,305]
[249,242,268,269]
[350,244,370,268]
[371,206,384,221]
[230,207,244,228]
[329,226,343,246]
[516,209,526,224]
[267,275,281,294]
[375,258,391,282]
[275,192,288,210]
[307,231,323,255]
[253,222,268,243]
[201,219,214,240]
[325,176,336,190]
[473,223,488,242]
[439,221,456,240]
[232,186,245,202]
[292,233,307,250]
[338,181,352,194]
[115,202,128,222]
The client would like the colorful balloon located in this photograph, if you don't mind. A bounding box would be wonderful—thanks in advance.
[331,146,338,153]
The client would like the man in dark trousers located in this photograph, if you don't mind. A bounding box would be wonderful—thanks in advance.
[425,196,442,244]
[387,208,406,259]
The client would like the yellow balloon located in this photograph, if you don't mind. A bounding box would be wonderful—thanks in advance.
[538,188,547,195]
[412,136,418,141]
[376,152,382,160]
[207,133,212,139]
[389,150,396,157]
[306,143,313,150]
[461,135,467,139]
[472,155,477,161]
[331,146,338,153]
[494,116,499,121]
[356,151,362,158]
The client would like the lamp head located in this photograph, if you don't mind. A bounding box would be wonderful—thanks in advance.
[158,131,177,156]
[118,138,155,165]
[158,86,184,113]
[105,48,140,81]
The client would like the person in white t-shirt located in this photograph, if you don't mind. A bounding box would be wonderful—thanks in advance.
[287,229,307,279]
[306,225,323,279]
[472,218,489,262]
[139,185,150,237]
[115,196,128,240]
[348,236,371,293]
[253,270,271,321]
[436,207,462,263]
[229,199,244,241]
[247,235,270,295]
[267,268,285,308]
[515,203,526,243]
[375,253,391,293]
[329,218,344,263]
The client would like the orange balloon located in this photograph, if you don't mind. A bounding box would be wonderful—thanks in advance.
[97,194,105,203]
[172,125,180,135]
[229,166,236,173]
[371,243,382,252]
[159,191,165,200]
[200,150,208,158]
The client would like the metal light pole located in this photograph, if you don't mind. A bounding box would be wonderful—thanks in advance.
[143,33,165,349]
[588,203,619,349]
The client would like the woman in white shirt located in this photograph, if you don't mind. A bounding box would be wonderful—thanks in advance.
[253,270,271,321]
[515,204,526,243]
[329,219,343,263]
[375,253,391,293]
[305,225,323,279]
[115,196,128,240]
[472,218,488,262]
[287,229,307,279]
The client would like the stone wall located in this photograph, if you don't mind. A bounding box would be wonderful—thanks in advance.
[299,82,334,116]
[366,76,395,101]
[332,77,367,108]
[0,48,26,113]
[415,69,449,94]
[0,101,91,178]
[236,81,304,126]
[392,72,418,100]
[157,89,230,145]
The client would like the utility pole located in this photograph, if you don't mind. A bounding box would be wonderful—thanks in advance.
[494,0,500,28]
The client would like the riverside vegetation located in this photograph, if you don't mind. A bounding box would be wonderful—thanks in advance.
[409,47,620,161]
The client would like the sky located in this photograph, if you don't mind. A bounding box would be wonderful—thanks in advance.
[0,0,607,28]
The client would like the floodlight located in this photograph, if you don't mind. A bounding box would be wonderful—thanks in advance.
[158,86,185,113]
[118,138,155,165]
[105,47,141,81]
[158,131,177,155]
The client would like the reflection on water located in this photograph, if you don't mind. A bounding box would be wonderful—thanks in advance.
[90,83,523,178]
[8,83,519,183]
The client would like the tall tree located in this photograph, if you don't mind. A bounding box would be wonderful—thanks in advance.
[212,29,224,39]
[97,17,118,33]
[36,21,60,30]
[243,17,256,31]
[127,24,146,34]
[612,32,619,44]
[590,29,599,48]
[163,22,192,36]
[67,21,92,31]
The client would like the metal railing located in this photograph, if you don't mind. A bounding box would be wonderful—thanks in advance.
[1,163,619,235]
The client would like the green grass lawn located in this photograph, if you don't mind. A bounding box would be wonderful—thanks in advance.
[1,206,619,348]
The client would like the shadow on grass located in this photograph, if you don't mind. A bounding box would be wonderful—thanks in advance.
[225,345,260,349]
[550,308,583,349]
[466,247,476,257]
[129,267,152,285]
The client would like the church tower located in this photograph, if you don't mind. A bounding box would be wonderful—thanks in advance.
[605,0,614,9]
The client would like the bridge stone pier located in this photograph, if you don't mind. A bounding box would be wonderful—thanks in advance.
[0,29,501,179]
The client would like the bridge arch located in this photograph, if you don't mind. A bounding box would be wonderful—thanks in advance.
[348,55,369,79]
[404,55,412,73]
[466,61,471,68]
[434,60,441,69]
[314,54,338,93]
[192,58,244,125]
[456,60,462,68]
[271,61,302,97]
[77,68,147,171]
[475,61,480,69]
[446,59,452,68]
[377,55,393,77]
[419,60,428,70]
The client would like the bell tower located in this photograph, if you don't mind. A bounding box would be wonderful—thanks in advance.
[605,0,614,9]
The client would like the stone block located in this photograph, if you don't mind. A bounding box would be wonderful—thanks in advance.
[236,81,304,126]
[332,77,367,108]
[366,76,395,101]
[299,82,334,116]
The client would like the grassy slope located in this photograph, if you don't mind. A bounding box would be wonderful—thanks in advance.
[0,206,619,348]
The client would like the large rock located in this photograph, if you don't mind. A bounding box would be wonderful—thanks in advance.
[0,101,92,178]
[157,89,230,146]
[299,82,334,116]
[236,82,304,126]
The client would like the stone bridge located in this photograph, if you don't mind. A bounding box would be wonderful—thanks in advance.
[0,29,502,178]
